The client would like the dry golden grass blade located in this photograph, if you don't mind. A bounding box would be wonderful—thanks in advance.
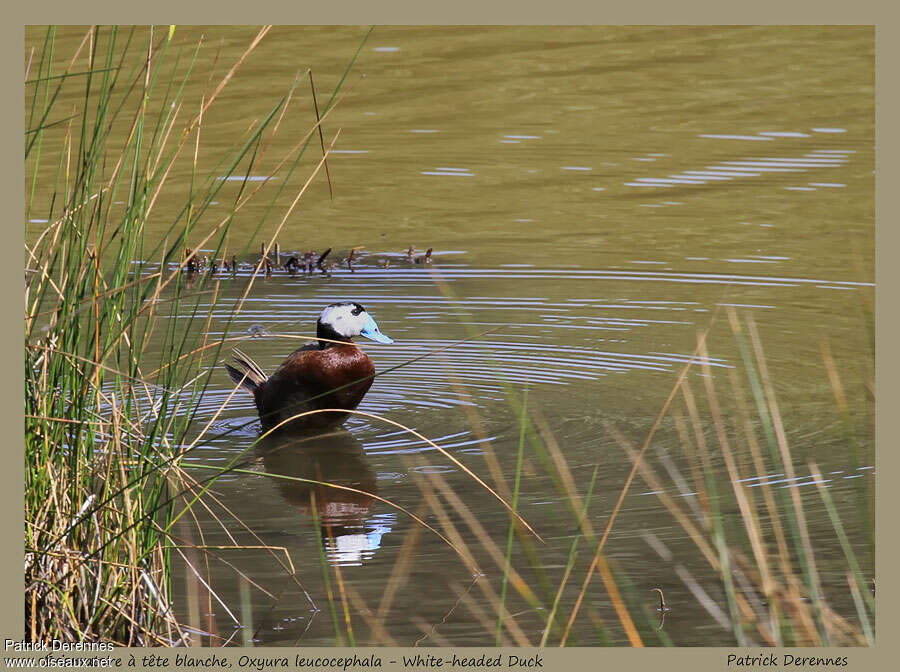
[472,578,533,647]
[411,460,480,573]
[611,416,778,645]
[182,363,254,454]
[317,497,355,645]
[309,71,334,200]
[144,104,187,221]
[539,552,576,647]
[151,98,183,176]
[726,308,795,584]
[607,424,718,568]
[170,543,276,599]
[345,582,397,646]
[420,464,541,607]
[745,316,827,640]
[145,333,323,378]
[726,366,786,644]
[532,407,595,540]
[255,407,542,542]
[820,340,850,414]
[559,321,715,646]
[193,27,272,133]
[697,337,775,636]
[448,578,513,647]
[595,554,643,647]
[24,44,35,80]
[211,462,468,574]
[149,325,501,382]
[134,121,350,335]
[677,368,782,638]
[233,129,343,316]
[442,369,513,502]
[411,616,453,647]
[172,463,306,584]
[251,73,299,175]
[680,380,716,513]
[672,410,712,524]
[373,507,425,628]
[173,544,240,626]
[410,465,531,646]
[411,576,481,648]
[26,414,105,426]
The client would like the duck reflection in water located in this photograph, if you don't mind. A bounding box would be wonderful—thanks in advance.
[257,429,392,566]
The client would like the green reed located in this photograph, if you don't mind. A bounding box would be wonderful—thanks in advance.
[495,388,528,645]
[24,25,367,644]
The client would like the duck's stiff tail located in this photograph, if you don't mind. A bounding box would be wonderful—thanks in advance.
[225,349,268,395]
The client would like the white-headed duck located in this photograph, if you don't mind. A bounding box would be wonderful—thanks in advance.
[226,302,393,432]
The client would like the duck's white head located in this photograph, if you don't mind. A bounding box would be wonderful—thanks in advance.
[317,302,393,344]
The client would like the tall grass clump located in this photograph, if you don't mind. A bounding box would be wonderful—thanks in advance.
[24,25,362,644]
[584,308,874,647]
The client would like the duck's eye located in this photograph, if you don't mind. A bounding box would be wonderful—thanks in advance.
[351,305,364,316]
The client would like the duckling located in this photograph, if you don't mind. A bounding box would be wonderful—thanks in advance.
[316,247,332,270]
[225,302,393,433]
[415,248,433,265]
[184,248,198,273]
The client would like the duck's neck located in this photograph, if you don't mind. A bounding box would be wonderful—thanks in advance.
[316,321,354,349]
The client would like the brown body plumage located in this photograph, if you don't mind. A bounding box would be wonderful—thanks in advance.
[265,343,373,431]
